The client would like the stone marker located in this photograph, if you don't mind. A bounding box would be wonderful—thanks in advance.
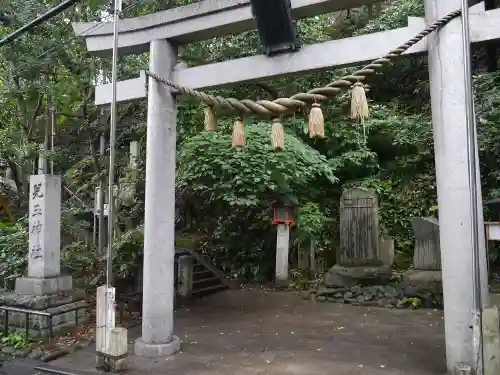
[178,255,193,299]
[275,224,290,285]
[404,217,442,288]
[297,246,310,270]
[379,236,395,267]
[15,175,72,295]
[325,187,391,287]
[0,175,88,339]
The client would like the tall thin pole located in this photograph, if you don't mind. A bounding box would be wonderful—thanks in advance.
[107,0,121,288]
[460,0,484,371]
[50,104,55,174]
[98,134,106,257]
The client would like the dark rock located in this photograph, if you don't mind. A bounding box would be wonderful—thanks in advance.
[0,354,10,363]
[1,346,15,355]
[383,285,403,298]
[331,287,349,294]
[28,349,44,360]
[42,349,67,362]
[362,286,378,301]
[388,298,398,306]
[350,286,362,295]
[316,286,334,296]
[325,264,392,288]
[301,290,311,300]
[14,348,31,358]
[317,295,327,302]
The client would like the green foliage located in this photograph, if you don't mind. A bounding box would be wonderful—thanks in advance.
[295,202,328,245]
[0,332,31,349]
[398,297,421,309]
[0,218,28,289]
[178,120,337,209]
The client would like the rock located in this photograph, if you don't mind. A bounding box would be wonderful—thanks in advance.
[331,287,349,294]
[28,348,44,360]
[383,285,403,298]
[356,295,365,304]
[388,298,398,306]
[362,286,378,301]
[14,348,32,358]
[0,354,10,363]
[325,264,392,288]
[396,300,406,309]
[316,286,334,296]
[350,286,362,295]
[333,293,344,298]
[1,346,15,355]
[327,297,336,302]
[317,295,327,302]
[301,290,311,300]
[344,291,353,299]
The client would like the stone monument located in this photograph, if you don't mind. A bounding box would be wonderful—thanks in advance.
[404,217,442,288]
[0,174,88,338]
[325,187,391,287]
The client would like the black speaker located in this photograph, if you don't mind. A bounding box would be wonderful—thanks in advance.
[250,0,301,56]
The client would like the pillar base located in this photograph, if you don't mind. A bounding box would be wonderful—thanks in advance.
[324,264,392,288]
[134,336,180,358]
[15,275,72,296]
[403,269,442,289]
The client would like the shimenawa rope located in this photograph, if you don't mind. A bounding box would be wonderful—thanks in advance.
[144,9,461,117]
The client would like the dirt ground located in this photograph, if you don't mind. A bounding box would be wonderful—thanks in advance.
[50,289,446,375]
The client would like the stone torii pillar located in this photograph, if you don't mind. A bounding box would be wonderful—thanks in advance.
[425,0,489,371]
[133,39,181,357]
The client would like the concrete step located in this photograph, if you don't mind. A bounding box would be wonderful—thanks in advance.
[193,276,222,290]
[193,269,213,279]
[192,283,228,297]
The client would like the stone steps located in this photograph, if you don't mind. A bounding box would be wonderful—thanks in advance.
[176,248,229,298]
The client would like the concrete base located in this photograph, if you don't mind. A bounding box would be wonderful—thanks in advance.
[404,270,442,288]
[324,264,392,288]
[0,292,88,339]
[134,335,181,358]
[15,275,72,296]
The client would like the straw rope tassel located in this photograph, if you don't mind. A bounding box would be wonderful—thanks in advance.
[308,103,325,139]
[271,117,285,152]
[204,106,217,131]
[232,117,245,148]
[350,82,369,121]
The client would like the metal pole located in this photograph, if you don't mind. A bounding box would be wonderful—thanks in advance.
[107,0,121,288]
[50,105,55,175]
[98,134,106,257]
[460,0,484,371]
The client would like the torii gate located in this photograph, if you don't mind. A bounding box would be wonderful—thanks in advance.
[73,0,500,371]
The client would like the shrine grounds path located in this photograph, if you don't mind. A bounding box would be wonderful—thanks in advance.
[50,289,446,375]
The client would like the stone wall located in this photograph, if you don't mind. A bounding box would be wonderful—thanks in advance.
[0,293,89,339]
[308,282,443,309]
